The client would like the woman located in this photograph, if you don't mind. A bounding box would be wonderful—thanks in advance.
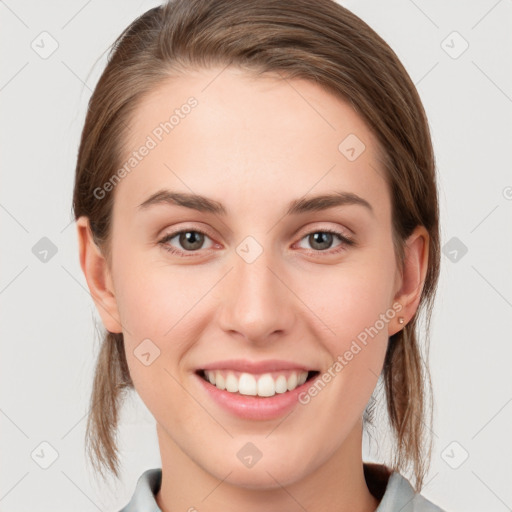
[73,0,445,510]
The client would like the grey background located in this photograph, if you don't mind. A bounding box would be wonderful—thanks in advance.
[1,0,511,511]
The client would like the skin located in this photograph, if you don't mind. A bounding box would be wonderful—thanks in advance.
[77,66,429,512]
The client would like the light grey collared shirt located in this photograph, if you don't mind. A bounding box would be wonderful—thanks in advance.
[119,466,446,511]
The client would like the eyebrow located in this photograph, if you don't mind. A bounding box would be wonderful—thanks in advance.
[137,189,374,217]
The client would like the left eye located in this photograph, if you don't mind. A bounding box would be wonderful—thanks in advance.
[296,229,355,252]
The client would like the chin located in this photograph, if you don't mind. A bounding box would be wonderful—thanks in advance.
[216,464,306,490]
[198,444,316,491]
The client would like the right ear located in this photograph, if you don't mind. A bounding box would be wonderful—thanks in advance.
[76,216,123,334]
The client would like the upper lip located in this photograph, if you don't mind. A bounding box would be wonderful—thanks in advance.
[198,359,316,373]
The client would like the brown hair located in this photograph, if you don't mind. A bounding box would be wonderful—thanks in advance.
[73,0,440,492]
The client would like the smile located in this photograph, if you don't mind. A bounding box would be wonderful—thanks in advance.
[194,359,321,420]
[197,369,319,397]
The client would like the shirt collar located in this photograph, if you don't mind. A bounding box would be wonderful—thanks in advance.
[119,463,420,512]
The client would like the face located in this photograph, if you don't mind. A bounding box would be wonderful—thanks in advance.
[80,66,422,489]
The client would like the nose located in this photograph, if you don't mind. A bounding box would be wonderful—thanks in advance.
[216,244,296,345]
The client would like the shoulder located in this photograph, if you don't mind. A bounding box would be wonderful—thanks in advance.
[373,468,447,512]
[118,468,162,512]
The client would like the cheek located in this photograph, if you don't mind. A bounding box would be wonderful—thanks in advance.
[296,266,394,437]
[115,269,194,424]
[305,249,397,404]
[315,258,396,352]
[110,249,221,409]
[112,245,201,342]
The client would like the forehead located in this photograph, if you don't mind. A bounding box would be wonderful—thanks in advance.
[113,66,389,219]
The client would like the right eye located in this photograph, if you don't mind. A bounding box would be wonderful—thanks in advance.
[158,228,216,256]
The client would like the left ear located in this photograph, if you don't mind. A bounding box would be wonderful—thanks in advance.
[389,225,429,337]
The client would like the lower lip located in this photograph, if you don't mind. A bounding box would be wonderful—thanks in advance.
[195,372,317,421]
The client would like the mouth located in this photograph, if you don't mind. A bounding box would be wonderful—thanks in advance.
[195,369,320,398]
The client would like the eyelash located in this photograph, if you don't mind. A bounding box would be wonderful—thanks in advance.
[158,227,356,257]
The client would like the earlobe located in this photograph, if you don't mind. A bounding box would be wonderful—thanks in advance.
[390,225,429,336]
[76,216,123,334]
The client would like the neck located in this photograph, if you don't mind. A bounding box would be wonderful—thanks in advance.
[155,422,381,512]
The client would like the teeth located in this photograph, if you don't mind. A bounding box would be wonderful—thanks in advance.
[297,371,308,386]
[225,373,238,392]
[216,372,226,390]
[257,374,275,397]
[239,373,257,395]
[275,375,288,393]
[203,370,309,397]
